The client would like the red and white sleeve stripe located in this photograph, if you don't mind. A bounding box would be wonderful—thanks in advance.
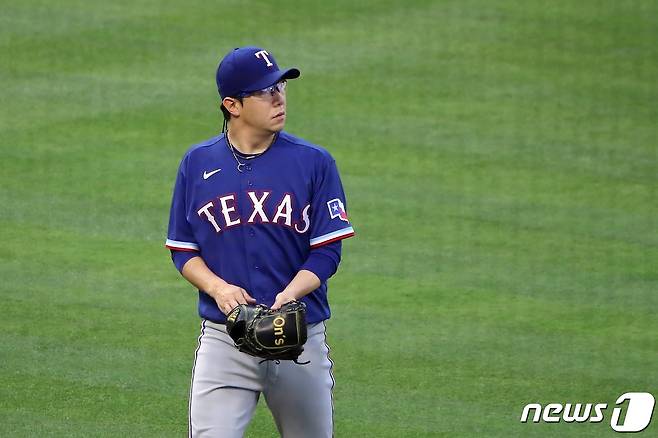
[309,227,355,249]
[165,239,200,252]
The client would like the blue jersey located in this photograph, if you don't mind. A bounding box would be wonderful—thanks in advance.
[166,131,355,324]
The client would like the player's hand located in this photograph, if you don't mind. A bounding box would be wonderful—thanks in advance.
[210,283,257,315]
[271,290,298,310]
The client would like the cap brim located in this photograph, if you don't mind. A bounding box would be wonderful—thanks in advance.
[242,67,301,93]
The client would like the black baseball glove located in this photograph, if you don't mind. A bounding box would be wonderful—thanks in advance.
[225,300,308,363]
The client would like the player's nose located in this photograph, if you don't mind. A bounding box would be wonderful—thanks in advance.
[271,90,285,105]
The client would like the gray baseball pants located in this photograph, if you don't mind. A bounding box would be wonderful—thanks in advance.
[188,320,335,438]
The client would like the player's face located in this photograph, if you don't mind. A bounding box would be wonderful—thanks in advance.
[240,81,287,133]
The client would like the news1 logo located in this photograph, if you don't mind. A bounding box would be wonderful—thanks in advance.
[520,392,655,433]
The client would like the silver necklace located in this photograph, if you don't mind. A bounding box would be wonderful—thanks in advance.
[225,132,274,173]
[228,142,247,173]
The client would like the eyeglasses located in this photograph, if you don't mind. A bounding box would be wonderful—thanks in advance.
[240,80,287,99]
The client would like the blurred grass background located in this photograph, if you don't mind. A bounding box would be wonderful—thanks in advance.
[1,1,656,436]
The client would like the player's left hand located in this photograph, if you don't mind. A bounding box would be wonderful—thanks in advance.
[271,291,298,310]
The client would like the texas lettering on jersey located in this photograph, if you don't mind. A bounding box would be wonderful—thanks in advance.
[196,191,311,234]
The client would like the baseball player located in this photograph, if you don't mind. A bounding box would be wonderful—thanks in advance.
[165,46,355,437]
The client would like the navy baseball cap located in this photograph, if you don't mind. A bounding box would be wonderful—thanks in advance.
[216,46,300,98]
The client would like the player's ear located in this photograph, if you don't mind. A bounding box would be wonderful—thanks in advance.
[222,97,242,118]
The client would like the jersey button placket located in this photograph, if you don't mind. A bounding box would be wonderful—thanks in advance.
[238,168,258,301]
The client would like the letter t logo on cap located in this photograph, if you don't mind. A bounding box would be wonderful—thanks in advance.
[255,50,274,67]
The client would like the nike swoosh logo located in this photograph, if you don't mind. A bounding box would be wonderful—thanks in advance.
[203,168,222,180]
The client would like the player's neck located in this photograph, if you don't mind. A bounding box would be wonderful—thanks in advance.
[226,125,276,155]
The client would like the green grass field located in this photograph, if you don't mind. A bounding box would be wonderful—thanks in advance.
[1,1,657,436]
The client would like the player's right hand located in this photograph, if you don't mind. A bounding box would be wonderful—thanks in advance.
[211,284,257,315]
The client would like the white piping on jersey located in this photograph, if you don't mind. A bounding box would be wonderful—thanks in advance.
[310,227,355,248]
[165,239,200,251]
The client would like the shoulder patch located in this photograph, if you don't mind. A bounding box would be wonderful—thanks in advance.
[327,198,349,222]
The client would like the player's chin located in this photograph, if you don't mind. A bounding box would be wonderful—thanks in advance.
[270,116,286,131]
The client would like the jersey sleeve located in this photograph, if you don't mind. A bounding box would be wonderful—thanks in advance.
[301,241,342,282]
[165,156,200,252]
[308,157,355,248]
[170,249,199,272]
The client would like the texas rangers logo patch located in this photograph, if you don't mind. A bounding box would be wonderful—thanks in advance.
[327,198,349,222]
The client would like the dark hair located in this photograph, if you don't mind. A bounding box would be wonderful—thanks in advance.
[220,97,243,133]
